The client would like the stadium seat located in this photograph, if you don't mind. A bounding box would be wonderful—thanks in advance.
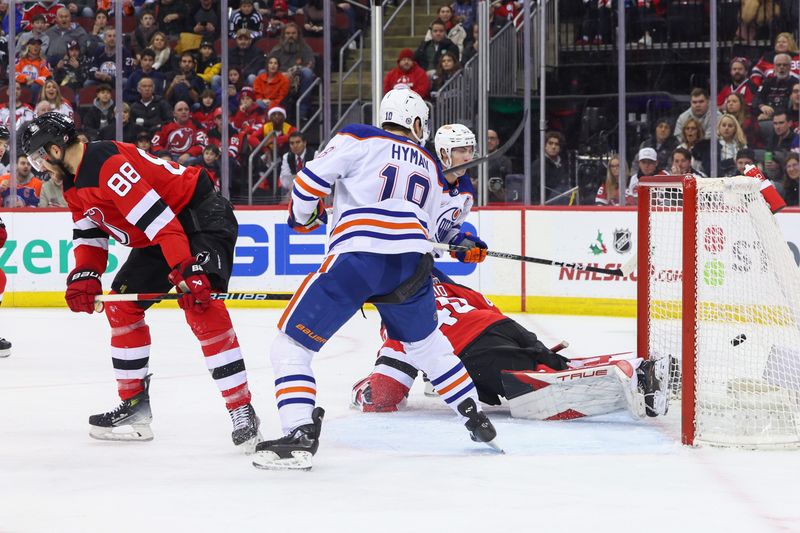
[0,85,33,105]
[79,85,100,107]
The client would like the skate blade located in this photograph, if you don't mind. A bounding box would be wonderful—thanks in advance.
[252,450,313,471]
[483,439,505,454]
[236,432,263,456]
[89,424,154,442]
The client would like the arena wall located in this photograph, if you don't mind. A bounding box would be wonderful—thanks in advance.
[3,206,800,315]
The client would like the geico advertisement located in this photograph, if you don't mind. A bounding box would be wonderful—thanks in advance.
[0,209,496,294]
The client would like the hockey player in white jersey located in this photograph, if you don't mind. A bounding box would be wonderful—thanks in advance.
[253,88,496,471]
[432,124,487,262]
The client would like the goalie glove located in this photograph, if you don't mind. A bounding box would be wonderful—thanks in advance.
[743,163,786,213]
[449,231,488,263]
[168,259,212,313]
[287,199,328,233]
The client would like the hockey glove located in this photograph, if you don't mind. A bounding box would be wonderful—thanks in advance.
[168,258,212,313]
[287,199,328,233]
[450,232,488,263]
[66,268,103,314]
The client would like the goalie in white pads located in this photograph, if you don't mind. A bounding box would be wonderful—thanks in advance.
[352,269,671,420]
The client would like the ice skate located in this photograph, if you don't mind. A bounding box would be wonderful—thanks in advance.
[252,407,325,471]
[89,374,153,441]
[0,337,10,358]
[457,398,503,453]
[638,356,671,417]
[229,403,261,454]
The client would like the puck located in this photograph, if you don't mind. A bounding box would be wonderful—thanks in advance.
[731,334,747,347]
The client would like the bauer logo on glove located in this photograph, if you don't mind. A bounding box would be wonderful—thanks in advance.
[449,231,488,263]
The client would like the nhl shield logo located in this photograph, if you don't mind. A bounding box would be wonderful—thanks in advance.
[613,228,631,254]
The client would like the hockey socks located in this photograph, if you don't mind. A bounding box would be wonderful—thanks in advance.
[271,332,317,434]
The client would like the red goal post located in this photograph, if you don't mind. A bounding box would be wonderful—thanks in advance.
[637,174,800,449]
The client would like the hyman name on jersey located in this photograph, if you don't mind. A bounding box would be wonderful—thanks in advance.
[390,144,430,171]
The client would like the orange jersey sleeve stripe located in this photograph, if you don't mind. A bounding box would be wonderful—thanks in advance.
[295,176,329,197]
[436,371,470,395]
[330,218,428,238]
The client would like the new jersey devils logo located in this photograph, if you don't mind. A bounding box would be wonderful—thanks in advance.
[84,207,131,245]
[167,128,194,154]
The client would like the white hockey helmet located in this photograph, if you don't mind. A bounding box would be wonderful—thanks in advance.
[379,86,430,144]
[434,123,476,169]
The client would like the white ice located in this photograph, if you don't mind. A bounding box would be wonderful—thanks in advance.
[1,308,798,532]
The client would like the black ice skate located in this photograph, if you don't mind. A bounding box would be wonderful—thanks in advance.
[457,398,503,453]
[0,337,10,358]
[229,403,261,454]
[252,407,325,471]
[637,356,672,417]
[89,374,153,441]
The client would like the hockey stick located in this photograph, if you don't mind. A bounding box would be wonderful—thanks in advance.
[96,292,293,303]
[434,243,638,277]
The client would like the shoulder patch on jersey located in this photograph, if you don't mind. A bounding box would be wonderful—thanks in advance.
[75,142,120,189]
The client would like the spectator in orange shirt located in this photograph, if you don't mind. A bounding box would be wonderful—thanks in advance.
[254,56,290,110]
[16,38,52,102]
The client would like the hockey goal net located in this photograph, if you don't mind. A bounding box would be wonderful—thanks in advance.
[637,175,800,448]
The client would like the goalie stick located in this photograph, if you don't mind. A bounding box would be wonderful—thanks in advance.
[433,243,638,277]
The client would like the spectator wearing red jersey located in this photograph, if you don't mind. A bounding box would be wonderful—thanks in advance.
[750,32,799,87]
[192,89,218,131]
[231,86,265,135]
[253,56,290,110]
[21,1,64,30]
[383,48,430,100]
[717,57,759,109]
[151,101,208,164]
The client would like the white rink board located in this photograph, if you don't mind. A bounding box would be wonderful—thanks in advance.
[3,207,800,313]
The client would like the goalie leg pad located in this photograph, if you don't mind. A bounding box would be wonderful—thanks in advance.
[501,360,645,420]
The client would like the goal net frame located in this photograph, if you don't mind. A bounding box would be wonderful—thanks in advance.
[636,174,800,449]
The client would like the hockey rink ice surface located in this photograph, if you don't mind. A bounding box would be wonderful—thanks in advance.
[1,308,799,533]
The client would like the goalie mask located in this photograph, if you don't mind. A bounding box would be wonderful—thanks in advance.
[379,87,430,145]
[434,124,476,170]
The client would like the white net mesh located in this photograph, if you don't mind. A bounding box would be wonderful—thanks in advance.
[645,176,800,448]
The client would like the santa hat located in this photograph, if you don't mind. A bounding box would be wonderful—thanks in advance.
[240,86,255,98]
[397,48,415,64]
[269,106,287,118]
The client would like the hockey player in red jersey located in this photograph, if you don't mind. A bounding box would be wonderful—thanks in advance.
[0,211,10,358]
[352,268,670,420]
[20,113,261,451]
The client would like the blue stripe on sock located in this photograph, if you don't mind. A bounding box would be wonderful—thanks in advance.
[444,382,476,404]
[431,362,465,386]
[275,374,316,386]
[277,397,316,409]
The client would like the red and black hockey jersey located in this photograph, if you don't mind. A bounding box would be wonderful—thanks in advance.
[151,119,208,158]
[65,141,203,273]
[381,270,506,357]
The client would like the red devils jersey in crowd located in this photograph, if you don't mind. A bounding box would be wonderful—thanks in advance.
[22,1,64,29]
[65,142,203,273]
[207,124,244,159]
[151,119,208,158]
[380,270,506,357]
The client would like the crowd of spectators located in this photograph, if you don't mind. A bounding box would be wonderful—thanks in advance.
[0,0,364,205]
